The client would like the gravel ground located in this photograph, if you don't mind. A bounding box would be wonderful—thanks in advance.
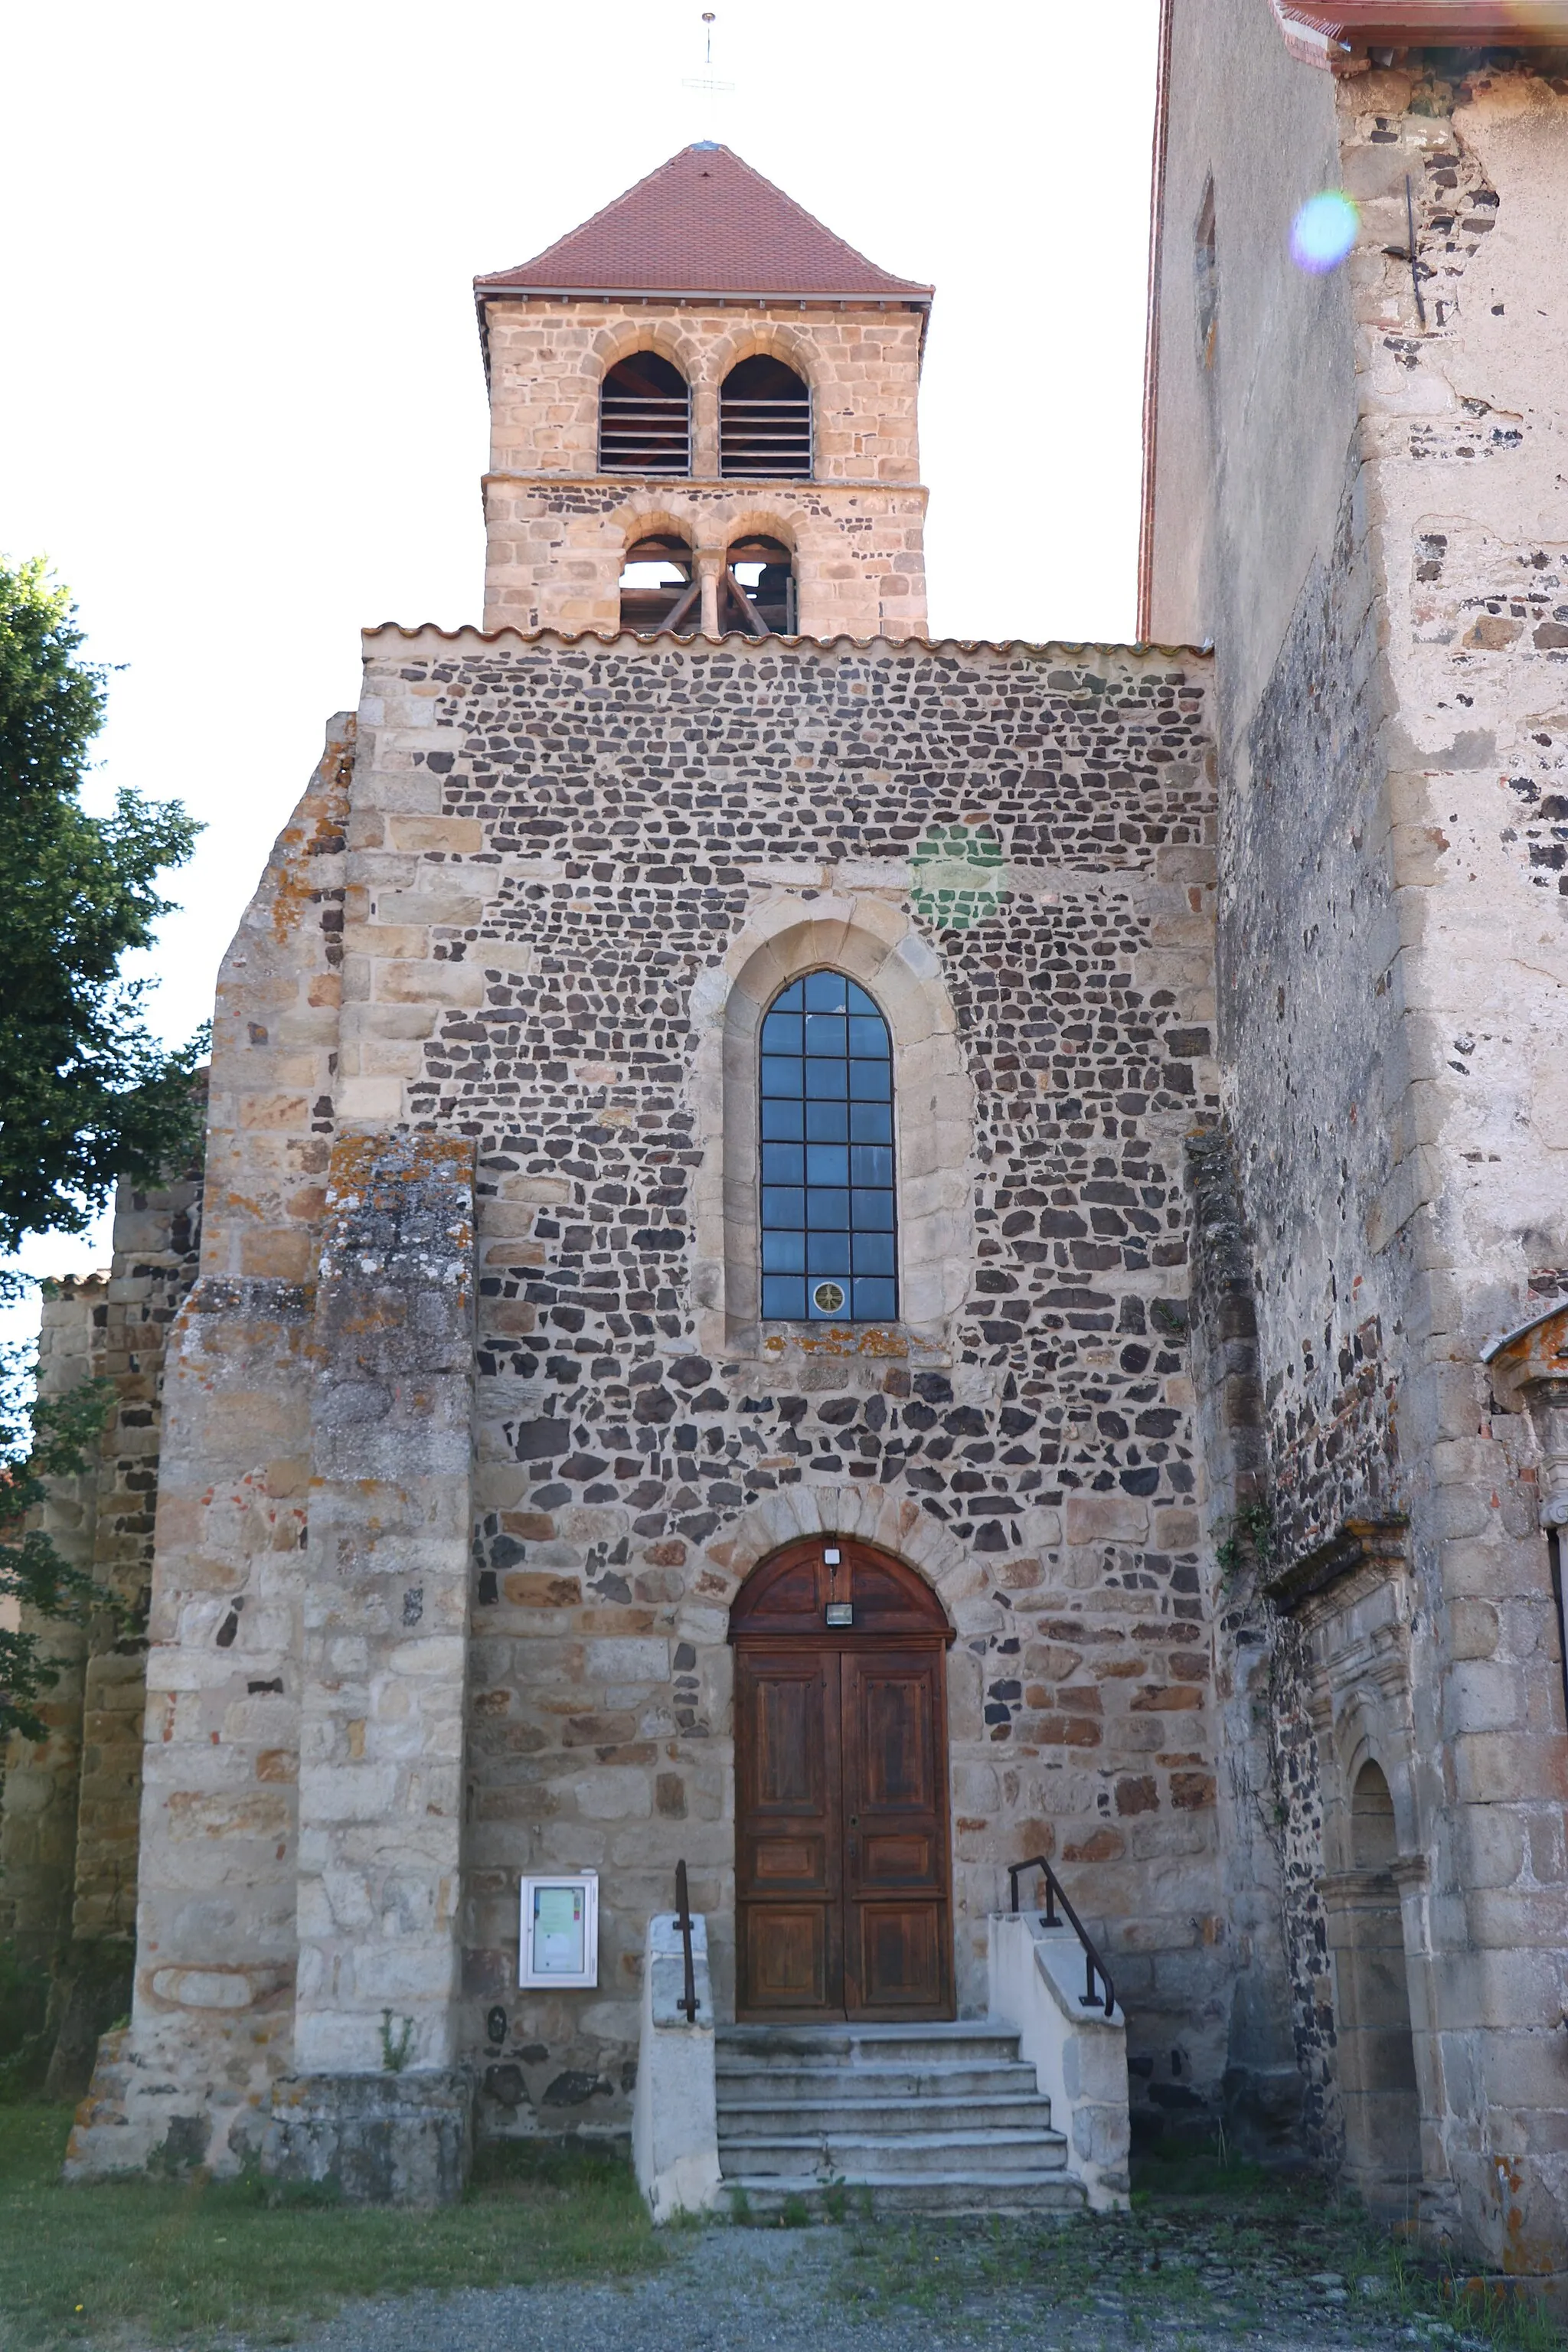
[280,2218,1512,2352]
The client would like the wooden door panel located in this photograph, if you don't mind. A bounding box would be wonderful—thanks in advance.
[736,1649,841,2014]
[752,1837,828,1884]
[840,1648,952,2017]
[860,1664,937,1812]
[861,1831,934,1882]
[743,1903,830,2008]
[852,1900,944,2012]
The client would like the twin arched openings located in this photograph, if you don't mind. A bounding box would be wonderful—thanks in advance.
[619,531,796,637]
[599,350,812,480]
[606,349,810,636]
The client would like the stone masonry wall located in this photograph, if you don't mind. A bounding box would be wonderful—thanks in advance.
[482,478,929,647]
[72,635,1227,2177]
[480,299,928,639]
[70,1164,204,1950]
[345,626,1223,2145]
[67,720,352,2183]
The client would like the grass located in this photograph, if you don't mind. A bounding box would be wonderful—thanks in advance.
[0,2104,665,2350]
[831,2138,1566,2349]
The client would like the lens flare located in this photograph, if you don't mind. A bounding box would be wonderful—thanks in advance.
[1291,191,1360,275]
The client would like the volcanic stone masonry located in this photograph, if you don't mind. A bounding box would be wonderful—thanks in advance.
[57,626,1225,2178]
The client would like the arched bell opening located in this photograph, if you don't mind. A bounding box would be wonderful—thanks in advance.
[599,351,691,475]
[618,533,699,634]
[720,354,812,480]
[729,1536,955,2023]
[720,534,797,639]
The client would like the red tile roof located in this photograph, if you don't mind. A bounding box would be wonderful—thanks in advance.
[475,144,932,304]
[1274,0,1568,55]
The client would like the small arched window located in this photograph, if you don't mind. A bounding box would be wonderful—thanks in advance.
[599,351,691,475]
[720,354,812,480]
[759,971,896,1322]
[619,534,698,633]
[719,534,796,638]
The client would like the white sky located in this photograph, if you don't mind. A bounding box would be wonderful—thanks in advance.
[0,0,1159,1305]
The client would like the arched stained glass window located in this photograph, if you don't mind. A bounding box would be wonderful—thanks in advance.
[759,972,897,1322]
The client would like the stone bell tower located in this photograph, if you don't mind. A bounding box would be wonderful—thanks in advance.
[474,143,932,642]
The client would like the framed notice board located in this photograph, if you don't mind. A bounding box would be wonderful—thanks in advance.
[519,1873,599,1989]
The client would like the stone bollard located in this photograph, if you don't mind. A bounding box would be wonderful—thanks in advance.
[631,1911,724,2223]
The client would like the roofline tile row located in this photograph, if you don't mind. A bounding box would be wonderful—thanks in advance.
[359,620,1211,664]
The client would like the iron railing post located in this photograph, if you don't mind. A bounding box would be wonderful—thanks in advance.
[675,1857,698,2023]
[1003,1854,1116,2018]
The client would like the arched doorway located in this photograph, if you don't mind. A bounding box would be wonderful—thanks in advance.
[730,1537,955,2021]
[1336,1759,1423,2216]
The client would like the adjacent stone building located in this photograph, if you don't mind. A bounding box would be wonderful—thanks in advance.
[7,24,1568,2286]
[1144,0,1568,2288]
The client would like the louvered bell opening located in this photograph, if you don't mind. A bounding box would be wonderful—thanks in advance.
[720,354,812,481]
[599,351,691,475]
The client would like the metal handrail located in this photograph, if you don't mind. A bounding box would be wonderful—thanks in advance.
[674,1857,699,2023]
[1008,1854,1116,2018]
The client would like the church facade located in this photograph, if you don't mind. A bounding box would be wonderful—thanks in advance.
[8,8,1568,2288]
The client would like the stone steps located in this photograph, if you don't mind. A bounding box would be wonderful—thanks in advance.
[714,2021,1083,2219]
[720,2092,1055,2139]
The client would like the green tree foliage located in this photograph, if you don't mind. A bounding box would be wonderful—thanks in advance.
[1,557,204,1744]
[0,1341,113,1743]
[0,555,205,1261]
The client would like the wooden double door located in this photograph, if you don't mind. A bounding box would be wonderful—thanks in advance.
[732,1538,955,2021]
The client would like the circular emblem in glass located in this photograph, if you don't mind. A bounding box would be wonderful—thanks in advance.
[811,1279,847,1315]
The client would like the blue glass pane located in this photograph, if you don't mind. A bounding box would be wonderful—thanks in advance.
[848,1015,890,1058]
[806,1233,851,1276]
[850,1102,892,1143]
[762,1230,805,1272]
[761,1099,804,1139]
[761,1186,805,1227]
[807,1188,851,1229]
[805,1059,848,1099]
[852,1231,896,1276]
[762,1142,805,1184]
[805,1013,847,1057]
[773,980,805,1009]
[761,1012,803,1053]
[761,1056,803,1097]
[805,1143,849,1185]
[852,1278,897,1320]
[808,1278,850,1318]
[848,1059,891,1101]
[806,1100,848,1141]
[847,981,880,1014]
[851,1145,893,1185]
[852,1188,895,1230]
[763,1276,806,1318]
[804,971,847,1011]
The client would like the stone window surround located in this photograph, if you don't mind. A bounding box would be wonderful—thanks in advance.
[688,890,975,1358]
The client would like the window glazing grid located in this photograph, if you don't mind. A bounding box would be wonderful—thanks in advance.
[759,972,896,1322]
